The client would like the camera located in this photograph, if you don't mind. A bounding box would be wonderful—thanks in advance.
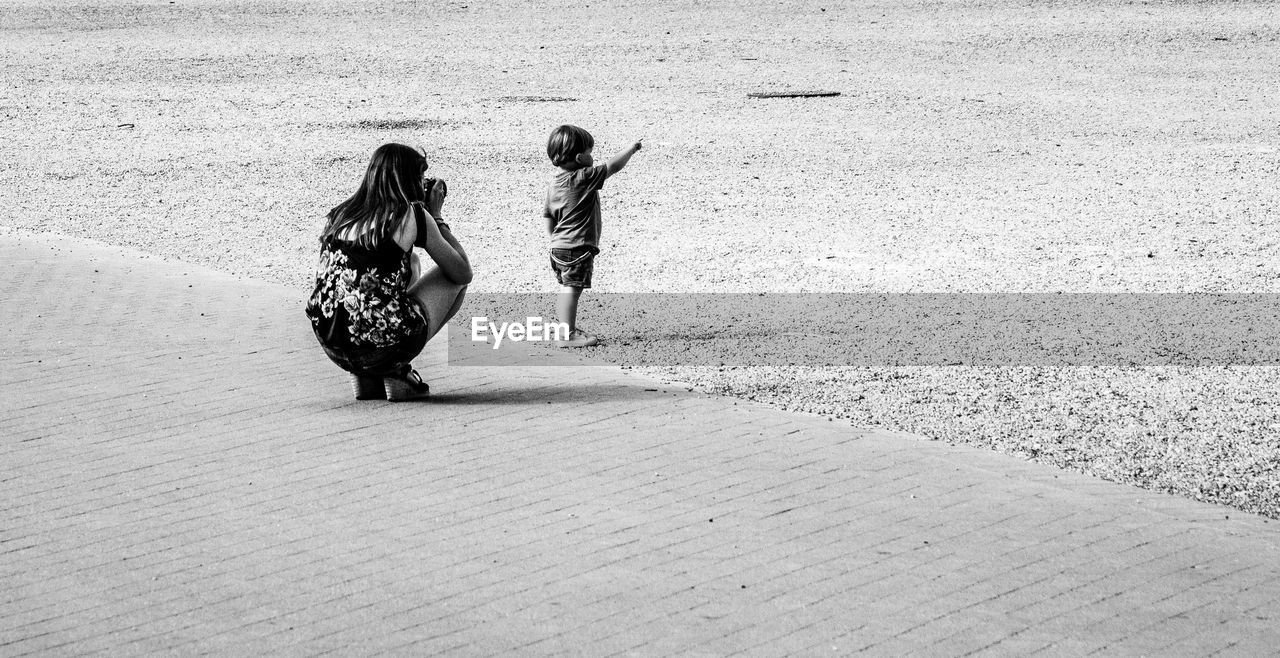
[425,177,447,197]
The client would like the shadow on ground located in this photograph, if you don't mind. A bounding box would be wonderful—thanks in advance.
[301,382,670,408]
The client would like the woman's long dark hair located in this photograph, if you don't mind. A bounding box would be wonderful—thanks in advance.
[322,143,427,249]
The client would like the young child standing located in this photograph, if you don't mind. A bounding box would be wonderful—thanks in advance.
[543,124,642,346]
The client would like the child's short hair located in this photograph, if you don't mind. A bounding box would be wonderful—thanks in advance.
[547,125,594,167]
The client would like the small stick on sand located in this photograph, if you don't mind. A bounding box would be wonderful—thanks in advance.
[747,90,841,98]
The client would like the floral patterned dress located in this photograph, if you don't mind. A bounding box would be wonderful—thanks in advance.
[305,233,427,354]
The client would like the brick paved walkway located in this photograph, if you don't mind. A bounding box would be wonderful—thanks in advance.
[3,229,1278,656]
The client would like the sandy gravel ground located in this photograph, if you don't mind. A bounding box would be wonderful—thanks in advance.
[3,0,1278,517]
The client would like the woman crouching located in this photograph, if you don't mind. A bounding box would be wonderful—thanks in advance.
[305,143,471,401]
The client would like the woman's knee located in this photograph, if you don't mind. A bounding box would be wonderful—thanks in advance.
[446,285,468,316]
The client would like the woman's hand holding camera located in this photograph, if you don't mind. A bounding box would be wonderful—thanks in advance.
[425,178,447,220]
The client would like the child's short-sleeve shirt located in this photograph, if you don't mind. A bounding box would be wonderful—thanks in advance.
[545,164,609,249]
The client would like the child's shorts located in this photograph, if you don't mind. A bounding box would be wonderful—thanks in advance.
[550,245,599,288]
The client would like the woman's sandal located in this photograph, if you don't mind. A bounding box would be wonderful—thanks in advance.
[351,374,387,400]
[384,369,430,401]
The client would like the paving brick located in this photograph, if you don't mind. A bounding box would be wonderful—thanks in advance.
[3,231,1280,654]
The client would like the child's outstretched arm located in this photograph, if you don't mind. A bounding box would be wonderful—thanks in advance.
[606,140,643,176]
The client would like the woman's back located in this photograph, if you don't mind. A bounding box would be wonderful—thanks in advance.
[306,208,427,349]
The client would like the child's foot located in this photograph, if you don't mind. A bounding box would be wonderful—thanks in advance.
[556,328,599,348]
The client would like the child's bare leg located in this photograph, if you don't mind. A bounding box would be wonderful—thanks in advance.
[554,285,597,346]
[556,285,583,332]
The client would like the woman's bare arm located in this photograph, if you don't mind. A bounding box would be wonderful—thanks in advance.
[418,218,472,284]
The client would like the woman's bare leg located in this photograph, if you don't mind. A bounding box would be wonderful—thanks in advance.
[408,264,468,340]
